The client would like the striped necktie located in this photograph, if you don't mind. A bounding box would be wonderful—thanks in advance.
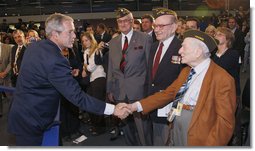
[172,69,196,108]
[120,36,128,73]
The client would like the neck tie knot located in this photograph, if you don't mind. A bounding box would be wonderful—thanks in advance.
[188,69,196,80]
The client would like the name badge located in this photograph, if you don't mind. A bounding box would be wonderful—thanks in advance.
[175,102,183,116]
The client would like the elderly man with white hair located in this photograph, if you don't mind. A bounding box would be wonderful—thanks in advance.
[129,29,236,146]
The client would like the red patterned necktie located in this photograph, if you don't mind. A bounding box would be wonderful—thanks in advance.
[120,36,128,73]
[152,42,164,79]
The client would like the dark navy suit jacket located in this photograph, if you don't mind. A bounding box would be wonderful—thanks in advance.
[147,36,182,124]
[8,39,106,136]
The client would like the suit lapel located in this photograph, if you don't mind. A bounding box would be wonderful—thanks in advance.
[116,35,122,60]
[148,42,159,78]
[188,61,214,130]
[154,37,179,80]
[128,31,137,53]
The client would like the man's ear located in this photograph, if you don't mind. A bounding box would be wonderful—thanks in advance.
[195,48,203,58]
[51,30,59,38]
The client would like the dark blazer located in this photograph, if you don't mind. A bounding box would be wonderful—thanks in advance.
[232,28,245,58]
[95,32,112,43]
[11,45,26,73]
[151,31,157,43]
[140,61,236,145]
[8,39,106,137]
[147,36,182,123]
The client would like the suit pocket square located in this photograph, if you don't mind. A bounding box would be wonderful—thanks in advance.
[134,46,143,50]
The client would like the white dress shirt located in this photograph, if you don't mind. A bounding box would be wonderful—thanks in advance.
[121,29,133,49]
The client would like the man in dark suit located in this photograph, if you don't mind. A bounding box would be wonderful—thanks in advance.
[129,30,236,146]
[8,13,130,146]
[228,17,245,63]
[11,29,26,87]
[95,23,112,45]
[146,8,182,146]
[107,8,152,145]
[141,14,157,42]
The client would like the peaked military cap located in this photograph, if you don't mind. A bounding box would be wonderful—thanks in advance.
[152,7,177,19]
[183,29,219,52]
[115,8,131,19]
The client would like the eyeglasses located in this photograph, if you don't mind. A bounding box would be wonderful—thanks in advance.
[117,19,132,24]
[153,23,173,29]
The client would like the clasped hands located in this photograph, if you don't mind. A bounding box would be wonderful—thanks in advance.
[113,102,138,120]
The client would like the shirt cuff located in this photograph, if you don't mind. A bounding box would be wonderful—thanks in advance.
[136,101,143,112]
[104,103,115,115]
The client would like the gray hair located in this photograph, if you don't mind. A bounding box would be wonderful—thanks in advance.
[45,13,74,38]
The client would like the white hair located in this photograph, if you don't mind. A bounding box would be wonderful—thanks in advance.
[191,38,211,58]
[45,13,74,38]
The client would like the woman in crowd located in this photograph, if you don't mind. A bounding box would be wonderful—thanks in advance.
[205,24,216,37]
[81,32,106,135]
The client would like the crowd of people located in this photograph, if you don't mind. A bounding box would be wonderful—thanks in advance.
[0,5,250,146]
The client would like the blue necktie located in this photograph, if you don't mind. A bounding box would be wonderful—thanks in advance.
[172,69,196,108]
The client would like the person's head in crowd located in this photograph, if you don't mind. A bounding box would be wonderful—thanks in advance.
[228,17,238,30]
[152,7,178,42]
[205,25,216,37]
[96,23,107,35]
[20,24,28,32]
[26,29,41,44]
[80,31,98,56]
[219,21,228,28]
[108,27,116,36]
[141,14,154,33]
[215,27,235,49]
[186,17,200,30]
[133,19,142,31]
[3,34,14,44]
[39,29,46,39]
[112,30,121,38]
[179,30,218,67]
[86,25,95,35]
[45,13,76,50]
[176,18,186,37]
[115,8,134,35]
[12,29,26,46]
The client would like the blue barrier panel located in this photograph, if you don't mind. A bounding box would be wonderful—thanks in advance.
[41,125,59,146]
[0,85,59,146]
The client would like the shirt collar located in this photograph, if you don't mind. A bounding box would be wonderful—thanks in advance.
[121,28,133,41]
[161,35,175,47]
[193,58,211,75]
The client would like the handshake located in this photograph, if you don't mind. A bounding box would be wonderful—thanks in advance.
[113,102,139,119]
